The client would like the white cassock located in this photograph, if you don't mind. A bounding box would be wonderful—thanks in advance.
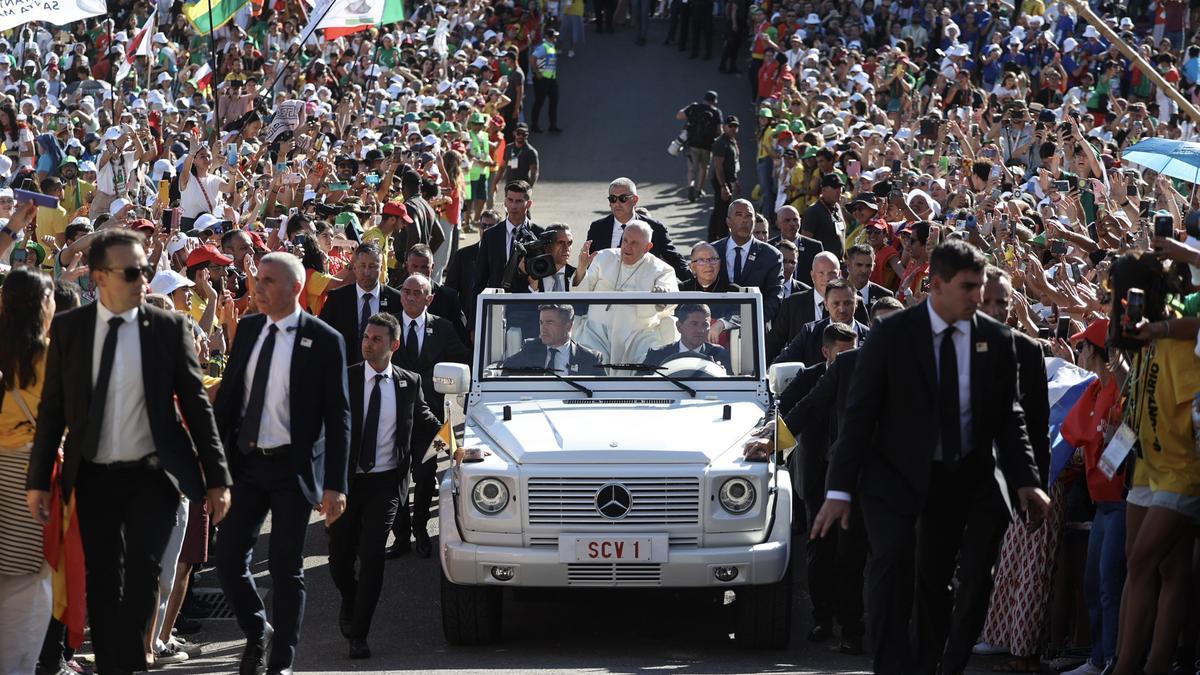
[574,249,680,363]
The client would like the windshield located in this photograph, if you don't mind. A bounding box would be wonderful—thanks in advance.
[477,292,762,380]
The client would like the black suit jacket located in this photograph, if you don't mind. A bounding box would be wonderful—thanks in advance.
[827,303,1041,515]
[785,349,859,459]
[768,234,824,282]
[711,236,784,322]
[28,303,231,502]
[644,340,732,373]
[586,213,690,281]
[392,313,471,418]
[214,311,351,504]
[765,288,820,363]
[853,281,894,326]
[347,363,442,475]
[318,283,405,365]
[429,282,469,344]
[444,242,479,324]
[1014,330,1051,488]
[503,339,605,375]
[473,220,543,296]
[774,317,870,366]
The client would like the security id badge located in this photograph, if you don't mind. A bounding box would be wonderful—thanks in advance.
[1098,423,1136,479]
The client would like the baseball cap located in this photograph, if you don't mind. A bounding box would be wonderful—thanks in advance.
[185,243,234,268]
[848,192,878,211]
[128,218,156,236]
[192,213,221,233]
[149,269,194,295]
[703,90,718,102]
[820,173,845,189]
[1069,318,1108,350]
[724,115,740,126]
[381,201,414,223]
[166,232,194,256]
[110,198,132,216]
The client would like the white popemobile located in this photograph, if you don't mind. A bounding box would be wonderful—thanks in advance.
[431,289,796,649]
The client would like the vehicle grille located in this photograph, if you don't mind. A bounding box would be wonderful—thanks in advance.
[566,563,662,586]
[527,477,701,526]
[561,399,673,405]
[528,534,700,548]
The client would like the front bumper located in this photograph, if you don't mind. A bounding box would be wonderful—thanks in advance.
[438,471,792,588]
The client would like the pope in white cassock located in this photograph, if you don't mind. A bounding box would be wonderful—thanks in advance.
[572,220,680,363]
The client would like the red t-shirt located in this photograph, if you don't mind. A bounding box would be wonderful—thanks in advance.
[1060,377,1125,503]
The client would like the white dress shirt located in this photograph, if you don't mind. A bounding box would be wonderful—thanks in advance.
[725,238,752,280]
[610,215,635,248]
[782,278,796,299]
[504,219,529,261]
[544,340,569,374]
[93,303,154,463]
[858,283,871,308]
[813,288,826,320]
[401,312,428,354]
[242,307,301,449]
[360,363,398,473]
[356,282,381,326]
[826,301,973,504]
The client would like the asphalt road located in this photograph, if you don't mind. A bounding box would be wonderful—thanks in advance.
[140,19,1014,675]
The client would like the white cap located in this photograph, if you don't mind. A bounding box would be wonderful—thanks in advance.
[69,216,91,227]
[0,155,11,179]
[149,269,194,295]
[1120,17,1134,29]
[805,12,820,24]
[166,232,195,256]
[103,127,122,141]
[1063,37,1079,53]
[78,161,97,173]
[153,32,168,44]
[109,198,131,216]
[0,187,12,199]
[1083,25,1101,38]
[151,158,175,182]
[192,213,220,232]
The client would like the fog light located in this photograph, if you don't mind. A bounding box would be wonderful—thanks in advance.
[490,566,515,581]
[714,566,739,582]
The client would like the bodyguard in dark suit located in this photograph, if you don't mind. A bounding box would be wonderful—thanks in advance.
[770,203,824,282]
[318,243,403,365]
[811,241,1049,675]
[586,178,689,280]
[846,243,895,327]
[642,303,732,373]
[774,280,868,366]
[404,243,469,344]
[214,253,352,675]
[710,199,783,322]
[443,213,497,327]
[329,313,440,660]
[473,180,542,295]
[389,273,470,558]
[935,267,1053,675]
[765,250,841,363]
[27,230,231,675]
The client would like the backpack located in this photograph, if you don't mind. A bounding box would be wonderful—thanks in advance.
[686,104,721,147]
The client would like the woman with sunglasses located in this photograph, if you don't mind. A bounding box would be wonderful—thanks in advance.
[0,268,56,675]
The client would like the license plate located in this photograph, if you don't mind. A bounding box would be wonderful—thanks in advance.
[558,534,668,563]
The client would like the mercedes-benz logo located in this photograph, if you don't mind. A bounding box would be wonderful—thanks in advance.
[595,483,632,520]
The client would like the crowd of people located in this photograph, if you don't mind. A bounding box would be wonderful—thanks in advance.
[0,0,1196,674]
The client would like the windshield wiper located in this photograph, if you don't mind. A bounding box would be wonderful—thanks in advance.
[499,366,594,398]
[597,363,697,398]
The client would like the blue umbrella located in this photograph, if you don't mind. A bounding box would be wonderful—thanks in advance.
[1122,137,1200,185]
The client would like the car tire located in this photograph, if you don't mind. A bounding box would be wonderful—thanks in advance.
[441,567,502,645]
[734,565,793,649]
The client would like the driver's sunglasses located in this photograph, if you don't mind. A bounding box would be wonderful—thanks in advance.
[101,265,154,282]
[607,194,635,204]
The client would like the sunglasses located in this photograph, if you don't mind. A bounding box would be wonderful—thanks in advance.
[101,264,154,282]
[607,194,635,204]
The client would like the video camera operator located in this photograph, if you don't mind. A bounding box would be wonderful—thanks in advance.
[474,180,544,295]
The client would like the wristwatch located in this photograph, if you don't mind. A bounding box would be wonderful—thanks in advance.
[0,225,18,240]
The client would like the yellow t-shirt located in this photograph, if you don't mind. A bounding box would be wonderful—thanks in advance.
[1129,338,1200,496]
[36,205,69,241]
[61,179,95,215]
[304,269,334,315]
[0,355,45,448]
[1022,0,1046,15]
[189,291,208,326]
[360,226,396,280]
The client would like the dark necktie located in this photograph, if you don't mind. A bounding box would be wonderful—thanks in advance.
[359,292,373,340]
[359,373,384,473]
[406,319,420,364]
[817,300,825,318]
[939,326,962,464]
[546,347,560,372]
[733,246,743,284]
[83,316,124,458]
[238,324,278,453]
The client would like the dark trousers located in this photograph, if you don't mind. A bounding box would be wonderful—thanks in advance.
[689,3,713,57]
[861,455,1009,675]
[39,617,74,671]
[708,185,733,240]
[596,0,616,31]
[668,0,691,47]
[327,470,400,640]
[747,57,763,101]
[216,453,314,672]
[532,78,560,130]
[392,453,437,545]
[719,20,743,70]
[74,460,179,674]
[803,450,867,637]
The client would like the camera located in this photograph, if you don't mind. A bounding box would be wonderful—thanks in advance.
[501,225,559,288]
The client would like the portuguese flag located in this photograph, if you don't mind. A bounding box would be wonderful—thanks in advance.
[305,0,406,41]
[184,0,252,35]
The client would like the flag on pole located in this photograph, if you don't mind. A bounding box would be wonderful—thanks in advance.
[192,62,214,92]
[775,410,796,455]
[184,0,252,35]
[116,10,156,83]
[1045,357,1097,486]
[304,0,406,41]
[423,400,459,464]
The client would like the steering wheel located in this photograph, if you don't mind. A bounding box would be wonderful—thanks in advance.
[656,353,727,378]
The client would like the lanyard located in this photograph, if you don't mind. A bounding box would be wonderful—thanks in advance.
[196,174,216,214]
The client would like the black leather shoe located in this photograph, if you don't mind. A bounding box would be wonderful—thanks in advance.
[807,623,833,642]
[348,639,371,659]
[239,641,266,675]
[838,636,863,655]
[173,615,202,635]
[414,530,432,558]
[339,599,354,638]
[386,542,411,559]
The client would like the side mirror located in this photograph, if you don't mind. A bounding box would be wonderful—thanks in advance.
[768,361,805,395]
[433,362,471,395]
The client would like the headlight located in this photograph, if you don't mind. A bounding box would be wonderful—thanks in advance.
[471,478,510,514]
[718,477,757,514]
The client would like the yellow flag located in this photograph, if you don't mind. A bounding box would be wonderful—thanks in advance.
[422,400,458,464]
[775,411,796,453]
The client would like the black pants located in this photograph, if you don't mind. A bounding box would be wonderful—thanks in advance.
[719,19,743,71]
[38,617,75,672]
[708,184,733,240]
[74,459,179,674]
[689,3,713,58]
[747,57,762,101]
[393,455,438,541]
[669,0,691,48]
[216,453,314,672]
[327,470,400,641]
[532,78,559,130]
[861,455,1010,675]
[803,450,867,637]
[596,0,617,31]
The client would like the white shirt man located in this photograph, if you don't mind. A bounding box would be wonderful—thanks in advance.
[356,282,381,327]
[400,311,428,354]
[360,363,398,473]
[93,302,154,463]
[242,306,301,449]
